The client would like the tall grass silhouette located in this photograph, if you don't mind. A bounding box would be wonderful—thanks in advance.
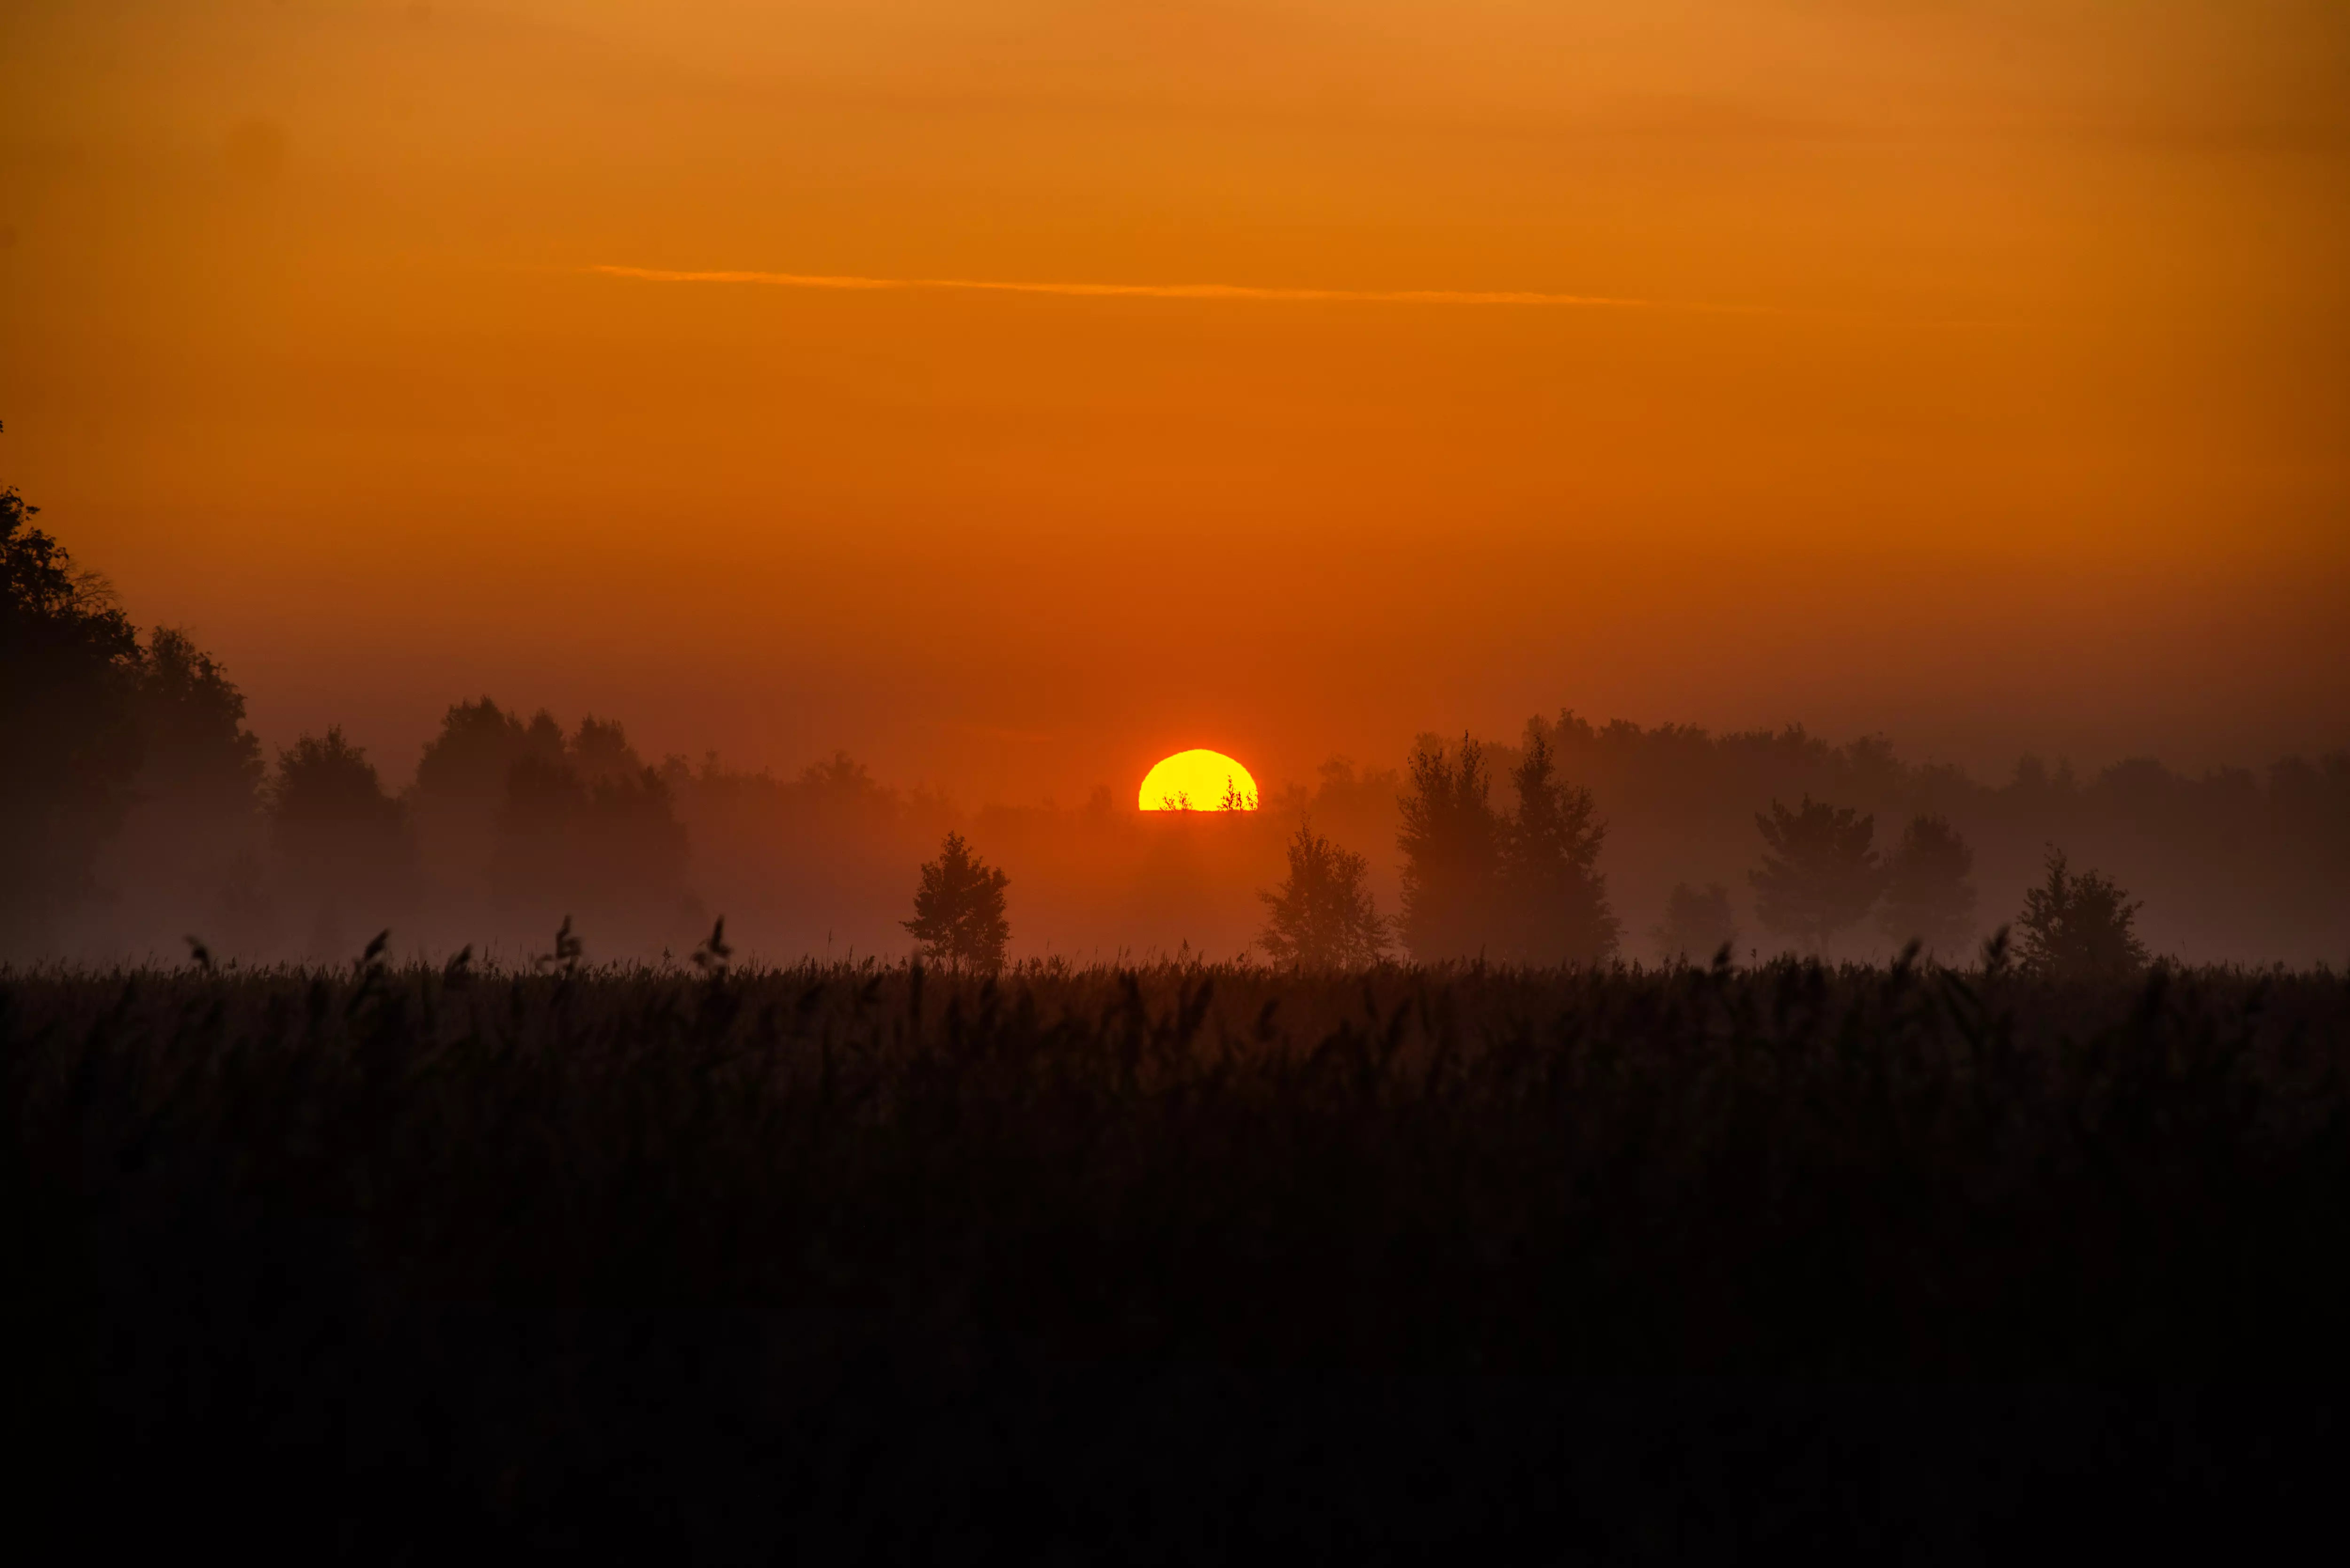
[9,947,2349,1553]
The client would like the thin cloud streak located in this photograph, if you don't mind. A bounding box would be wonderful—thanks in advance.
[590,264,1659,308]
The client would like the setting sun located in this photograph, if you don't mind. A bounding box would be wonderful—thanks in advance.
[1139,749,1259,811]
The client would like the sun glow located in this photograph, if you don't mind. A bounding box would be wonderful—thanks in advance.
[1139,749,1260,811]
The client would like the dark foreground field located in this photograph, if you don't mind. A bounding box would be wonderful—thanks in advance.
[9,957,2350,1557]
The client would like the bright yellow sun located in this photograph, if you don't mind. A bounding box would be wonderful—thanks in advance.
[1139,749,1260,811]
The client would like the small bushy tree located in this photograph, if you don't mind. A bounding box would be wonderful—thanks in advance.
[1259,821,1388,967]
[904,831,1010,968]
[1879,813,1977,957]
[1750,796,1885,955]
[1653,882,1738,964]
[2017,848,2148,979]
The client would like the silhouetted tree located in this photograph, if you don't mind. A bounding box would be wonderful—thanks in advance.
[2017,847,2148,978]
[1,484,144,952]
[133,629,264,808]
[1259,821,1388,967]
[1879,813,1977,957]
[488,715,691,952]
[1499,722,1618,963]
[1398,733,1500,960]
[411,700,561,898]
[416,698,538,800]
[579,765,693,917]
[271,728,415,959]
[1750,796,1885,955]
[493,747,591,913]
[104,627,267,953]
[568,714,643,788]
[904,830,1010,968]
[1653,882,1738,964]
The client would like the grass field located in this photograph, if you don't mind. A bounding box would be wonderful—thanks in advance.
[10,956,2349,1555]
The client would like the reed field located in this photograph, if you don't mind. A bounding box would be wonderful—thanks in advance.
[11,954,2350,1556]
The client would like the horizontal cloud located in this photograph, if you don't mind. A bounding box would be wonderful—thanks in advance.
[589,264,1656,308]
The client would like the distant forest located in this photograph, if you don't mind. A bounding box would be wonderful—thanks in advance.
[7,477,2347,967]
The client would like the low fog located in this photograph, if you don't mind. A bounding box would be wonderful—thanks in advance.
[13,618,2347,969]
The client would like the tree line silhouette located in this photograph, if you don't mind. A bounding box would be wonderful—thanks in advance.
[1240,730,2141,975]
[6,468,2346,969]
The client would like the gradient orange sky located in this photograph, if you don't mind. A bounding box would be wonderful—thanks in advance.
[3,0,2345,801]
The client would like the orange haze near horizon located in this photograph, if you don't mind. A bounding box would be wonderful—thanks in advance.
[2,0,2346,804]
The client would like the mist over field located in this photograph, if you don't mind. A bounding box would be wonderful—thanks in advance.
[13,661,2350,972]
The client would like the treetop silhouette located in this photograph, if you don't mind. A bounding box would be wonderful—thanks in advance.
[2017,848,2148,979]
[1397,732,1499,961]
[3,481,145,948]
[1879,812,1977,957]
[904,830,1011,969]
[1499,723,1618,964]
[1750,795,1886,955]
[1259,820,1388,968]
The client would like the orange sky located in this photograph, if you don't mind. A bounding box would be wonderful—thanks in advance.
[3,0,2345,801]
